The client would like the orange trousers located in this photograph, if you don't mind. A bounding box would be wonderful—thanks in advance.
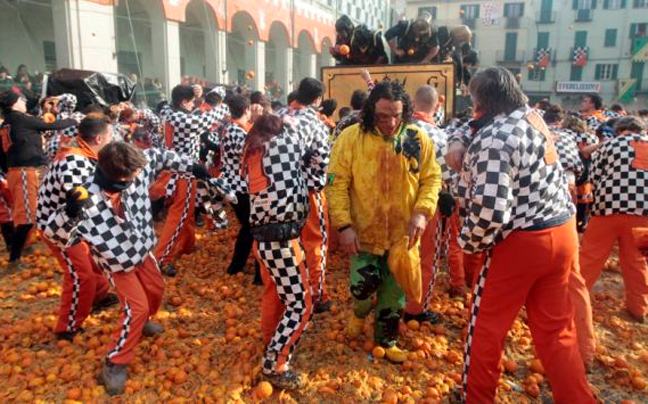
[149,171,172,201]
[255,239,313,373]
[300,190,330,303]
[106,256,165,365]
[463,219,594,404]
[7,167,40,225]
[405,211,440,315]
[569,257,596,364]
[580,214,648,318]
[154,177,197,267]
[45,239,110,334]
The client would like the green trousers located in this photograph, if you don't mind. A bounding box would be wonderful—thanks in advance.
[350,252,405,347]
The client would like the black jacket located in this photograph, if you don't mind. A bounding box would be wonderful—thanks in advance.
[1,111,76,168]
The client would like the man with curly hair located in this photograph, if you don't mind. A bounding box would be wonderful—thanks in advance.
[327,80,441,363]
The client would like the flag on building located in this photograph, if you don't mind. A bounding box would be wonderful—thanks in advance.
[536,48,551,68]
[482,2,501,26]
[573,47,588,67]
[617,78,637,104]
[632,37,648,62]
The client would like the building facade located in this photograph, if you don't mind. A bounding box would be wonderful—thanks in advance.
[0,0,389,101]
[406,0,648,110]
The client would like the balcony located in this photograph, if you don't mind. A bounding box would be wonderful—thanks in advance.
[461,17,477,29]
[496,50,526,64]
[536,10,556,23]
[575,9,593,21]
[506,17,521,28]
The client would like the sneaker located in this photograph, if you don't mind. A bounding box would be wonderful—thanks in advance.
[628,310,646,323]
[404,310,441,325]
[142,321,164,337]
[162,264,177,277]
[101,360,128,396]
[314,300,332,314]
[56,327,84,342]
[195,213,205,228]
[262,370,305,390]
[384,346,408,363]
[345,315,365,339]
[91,293,120,313]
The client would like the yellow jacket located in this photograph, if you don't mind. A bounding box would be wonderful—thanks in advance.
[327,122,442,255]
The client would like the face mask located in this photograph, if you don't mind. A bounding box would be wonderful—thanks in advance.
[94,167,133,193]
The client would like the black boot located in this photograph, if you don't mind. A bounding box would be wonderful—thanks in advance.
[1,222,13,250]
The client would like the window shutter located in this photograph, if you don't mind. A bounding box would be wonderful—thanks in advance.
[504,3,510,16]
[612,64,619,79]
[595,64,602,79]
[592,0,597,8]
[603,0,610,8]
[573,0,579,9]
[538,32,550,48]
[475,5,480,17]
[520,3,525,15]
[630,23,637,38]
[621,0,627,8]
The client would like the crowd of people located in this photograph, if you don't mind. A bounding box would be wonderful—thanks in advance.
[0,56,647,403]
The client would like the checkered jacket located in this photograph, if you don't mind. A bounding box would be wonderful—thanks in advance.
[414,119,457,188]
[552,129,584,181]
[45,94,85,161]
[246,125,313,240]
[42,148,193,273]
[36,146,96,232]
[457,106,575,253]
[137,108,163,148]
[159,103,227,161]
[220,122,249,194]
[561,128,599,149]
[333,110,361,141]
[590,132,648,217]
[278,106,330,192]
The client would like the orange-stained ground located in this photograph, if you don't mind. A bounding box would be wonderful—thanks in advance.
[0,219,647,403]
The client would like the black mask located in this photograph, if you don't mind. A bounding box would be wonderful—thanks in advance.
[94,167,133,193]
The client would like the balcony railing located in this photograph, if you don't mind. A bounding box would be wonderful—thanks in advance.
[496,50,526,64]
[506,17,521,28]
[575,9,593,21]
[461,17,477,29]
[536,10,556,23]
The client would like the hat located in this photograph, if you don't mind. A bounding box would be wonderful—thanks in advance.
[208,86,226,98]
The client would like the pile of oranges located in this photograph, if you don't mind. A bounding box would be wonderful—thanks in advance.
[0,227,647,403]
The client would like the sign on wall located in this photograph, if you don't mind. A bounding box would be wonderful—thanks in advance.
[556,81,601,93]
[321,64,455,120]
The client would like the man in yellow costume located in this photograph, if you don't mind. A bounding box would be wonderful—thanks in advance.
[327,80,441,363]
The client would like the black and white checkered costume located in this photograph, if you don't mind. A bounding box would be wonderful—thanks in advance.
[278,106,330,192]
[158,103,227,161]
[552,128,584,184]
[458,106,575,399]
[36,144,96,232]
[42,148,193,273]
[456,106,575,254]
[220,122,249,194]
[136,108,164,149]
[414,119,457,187]
[589,132,648,217]
[245,124,318,374]
[45,94,85,161]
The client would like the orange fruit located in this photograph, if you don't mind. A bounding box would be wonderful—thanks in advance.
[169,296,182,307]
[525,383,540,398]
[363,340,376,353]
[632,376,647,390]
[173,370,188,384]
[67,387,82,400]
[255,381,273,399]
[529,359,544,374]
[407,320,420,331]
[382,389,398,404]
[339,45,350,55]
[372,346,386,359]
[503,359,517,374]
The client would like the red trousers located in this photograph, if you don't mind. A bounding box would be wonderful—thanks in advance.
[447,209,468,289]
[106,256,165,365]
[405,211,440,315]
[580,214,648,317]
[569,257,596,364]
[154,177,197,267]
[7,167,40,225]
[300,190,330,303]
[45,239,110,333]
[463,219,594,404]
